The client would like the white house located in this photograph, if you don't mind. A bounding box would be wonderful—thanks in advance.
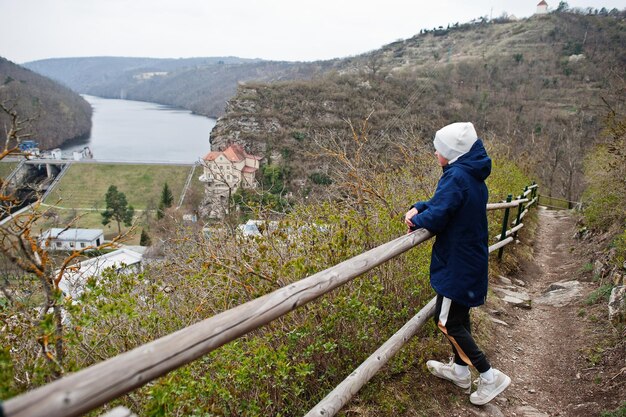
[40,228,104,251]
[72,146,93,161]
[199,143,261,189]
[536,0,549,14]
[57,247,144,298]
[237,219,279,237]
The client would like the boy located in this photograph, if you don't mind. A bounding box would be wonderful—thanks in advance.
[404,122,510,405]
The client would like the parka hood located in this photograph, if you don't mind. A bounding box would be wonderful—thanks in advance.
[446,139,491,181]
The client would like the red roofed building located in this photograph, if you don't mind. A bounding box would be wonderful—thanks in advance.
[200,143,261,189]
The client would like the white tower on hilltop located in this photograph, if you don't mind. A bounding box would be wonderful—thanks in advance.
[536,0,549,14]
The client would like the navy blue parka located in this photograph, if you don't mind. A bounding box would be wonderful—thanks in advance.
[410,139,492,307]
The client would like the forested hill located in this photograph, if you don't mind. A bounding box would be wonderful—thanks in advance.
[24,56,338,118]
[23,56,260,93]
[208,10,625,202]
[0,57,92,150]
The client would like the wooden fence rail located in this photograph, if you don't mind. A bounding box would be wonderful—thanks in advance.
[537,194,580,210]
[0,184,539,417]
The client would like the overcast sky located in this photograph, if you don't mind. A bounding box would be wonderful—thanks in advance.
[1,0,624,64]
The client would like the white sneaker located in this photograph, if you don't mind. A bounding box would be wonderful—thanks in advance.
[426,359,471,389]
[470,368,511,405]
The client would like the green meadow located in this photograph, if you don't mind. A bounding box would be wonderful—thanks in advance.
[36,162,204,241]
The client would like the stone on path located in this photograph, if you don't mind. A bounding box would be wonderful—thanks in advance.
[533,280,581,307]
[569,402,600,415]
[513,278,526,287]
[593,260,604,278]
[497,275,513,285]
[501,295,532,308]
[492,286,532,309]
[608,285,625,324]
[478,403,505,417]
[465,403,505,417]
[514,405,549,417]
[489,316,509,326]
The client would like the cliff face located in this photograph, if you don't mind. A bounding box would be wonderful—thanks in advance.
[209,85,285,153]
[0,57,92,150]
[208,12,626,200]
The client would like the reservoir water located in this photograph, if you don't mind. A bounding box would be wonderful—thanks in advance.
[61,95,216,163]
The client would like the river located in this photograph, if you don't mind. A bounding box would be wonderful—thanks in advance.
[60,95,216,163]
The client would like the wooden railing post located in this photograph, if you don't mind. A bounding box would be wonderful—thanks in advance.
[513,187,527,238]
[498,194,512,260]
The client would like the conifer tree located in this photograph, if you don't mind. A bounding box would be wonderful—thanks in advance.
[161,182,174,208]
[157,182,174,220]
[140,229,152,246]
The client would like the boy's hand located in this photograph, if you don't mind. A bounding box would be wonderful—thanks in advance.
[404,207,418,232]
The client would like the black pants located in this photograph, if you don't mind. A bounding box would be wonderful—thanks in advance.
[433,293,491,373]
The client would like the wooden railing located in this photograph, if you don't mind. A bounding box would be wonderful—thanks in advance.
[538,194,581,210]
[0,183,539,417]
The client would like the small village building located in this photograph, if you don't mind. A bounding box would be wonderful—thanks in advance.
[536,0,549,14]
[50,148,63,159]
[237,219,279,237]
[199,144,262,218]
[57,247,144,298]
[40,228,104,251]
[72,146,93,161]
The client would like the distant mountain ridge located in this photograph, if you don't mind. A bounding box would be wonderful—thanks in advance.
[0,57,92,150]
[24,56,337,118]
[24,56,261,92]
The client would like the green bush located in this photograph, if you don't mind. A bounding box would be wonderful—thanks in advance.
[585,284,614,305]
[309,172,333,185]
[613,230,626,272]
[583,144,626,230]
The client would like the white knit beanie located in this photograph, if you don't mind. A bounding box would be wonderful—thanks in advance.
[433,122,478,163]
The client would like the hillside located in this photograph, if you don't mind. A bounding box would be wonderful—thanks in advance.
[209,11,626,201]
[19,12,624,198]
[25,56,339,118]
[0,57,92,150]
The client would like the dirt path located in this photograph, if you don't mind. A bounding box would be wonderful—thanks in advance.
[481,207,623,417]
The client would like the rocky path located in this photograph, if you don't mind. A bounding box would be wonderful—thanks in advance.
[466,207,623,417]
